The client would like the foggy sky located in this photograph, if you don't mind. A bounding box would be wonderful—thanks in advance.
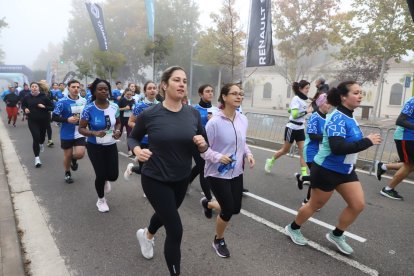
[0,0,247,69]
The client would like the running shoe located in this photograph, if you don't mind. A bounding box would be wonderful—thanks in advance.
[47,140,54,147]
[380,187,403,200]
[39,144,44,153]
[264,158,275,173]
[123,163,134,181]
[35,157,42,168]
[301,198,308,206]
[212,236,230,258]
[136,228,154,259]
[70,159,78,171]
[104,181,111,194]
[326,232,353,255]
[285,224,307,246]
[65,174,74,184]
[295,173,303,190]
[96,198,109,213]
[200,197,212,219]
[375,161,386,181]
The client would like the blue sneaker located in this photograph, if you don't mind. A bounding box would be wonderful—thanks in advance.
[326,232,353,255]
[285,224,307,246]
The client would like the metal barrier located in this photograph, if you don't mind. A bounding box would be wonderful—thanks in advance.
[245,112,395,173]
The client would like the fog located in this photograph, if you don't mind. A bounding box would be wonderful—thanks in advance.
[0,0,247,69]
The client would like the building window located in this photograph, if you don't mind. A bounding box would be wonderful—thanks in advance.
[263,82,272,99]
[389,83,403,105]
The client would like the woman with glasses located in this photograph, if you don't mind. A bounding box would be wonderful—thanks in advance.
[202,83,255,258]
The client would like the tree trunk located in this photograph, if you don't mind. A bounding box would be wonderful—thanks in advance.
[372,56,387,119]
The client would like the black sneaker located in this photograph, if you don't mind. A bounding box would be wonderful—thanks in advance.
[71,159,78,171]
[65,173,74,184]
[200,197,212,219]
[380,187,403,200]
[212,236,230,258]
[295,173,303,190]
[376,161,386,181]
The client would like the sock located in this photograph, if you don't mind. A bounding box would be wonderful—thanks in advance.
[65,171,71,176]
[301,167,308,176]
[385,186,393,191]
[291,221,301,230]
[72,158,77,164]
[381,164,387,171]
[332,227,344,237]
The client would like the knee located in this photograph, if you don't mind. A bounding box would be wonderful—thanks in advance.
[219,210,233,221]
[166,224,183,242]
[349,200,365,213]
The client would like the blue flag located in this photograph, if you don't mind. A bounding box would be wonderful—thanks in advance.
[145,0,155,41]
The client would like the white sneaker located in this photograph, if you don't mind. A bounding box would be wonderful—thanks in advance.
[96,198,109,213]
[39,144,44,153]
[35,157,42,168]
[123,163,134,181]
[136,228,154,259]
[104,181,111,194]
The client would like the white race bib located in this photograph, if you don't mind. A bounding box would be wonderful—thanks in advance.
[70,103,84,114]
[344,153,358,164]
[96,130,115,144]
[123,110,132,117]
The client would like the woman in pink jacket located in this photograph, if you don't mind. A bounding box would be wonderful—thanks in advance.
[201,83,255,258]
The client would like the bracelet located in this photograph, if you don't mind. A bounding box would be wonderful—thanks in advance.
[199,146,209,153]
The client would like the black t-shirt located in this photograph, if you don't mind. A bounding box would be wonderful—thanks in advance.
[128,103,206,182]
[21,93,54,121]
[4,93,20,107]
[118,97,135,119]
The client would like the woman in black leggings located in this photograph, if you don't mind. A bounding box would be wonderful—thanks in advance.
[21,82,54,167]
[79,78,122,213]
[128,66,208,276]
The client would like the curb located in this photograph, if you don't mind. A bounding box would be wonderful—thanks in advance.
[0,117,69,276]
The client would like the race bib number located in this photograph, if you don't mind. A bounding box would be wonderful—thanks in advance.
[123,110,132,117]
[70,103,84,114]
[96,130,115,144]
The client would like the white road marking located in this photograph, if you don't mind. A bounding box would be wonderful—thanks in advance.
[250,144,414,185]
[244,192,366,243]
[241,209,379,276]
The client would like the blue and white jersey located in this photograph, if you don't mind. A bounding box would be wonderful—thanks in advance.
[53,96,87,140]
[193,104,219,128]
[314,108,363,174]
[304,111,326,163]
[132,101,159,144]
[112,89,122,105]
[51,89,64,101]
[394,97,414,141]
[86,91,93,104]
[80,102,120,145]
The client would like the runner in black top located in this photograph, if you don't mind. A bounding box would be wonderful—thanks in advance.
[128,66,208,276]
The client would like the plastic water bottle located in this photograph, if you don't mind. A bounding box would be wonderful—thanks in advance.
[218,154,236,176]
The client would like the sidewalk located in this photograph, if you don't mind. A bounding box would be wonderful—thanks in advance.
[0,145,25,276]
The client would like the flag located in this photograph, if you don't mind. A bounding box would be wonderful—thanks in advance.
[145,0,155,41]
[246,0,275,67]
[85,2,109,51]
[62,71,77,85]
[46,62,52,85]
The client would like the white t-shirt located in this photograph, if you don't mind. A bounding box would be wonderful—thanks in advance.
[286,95,307,130]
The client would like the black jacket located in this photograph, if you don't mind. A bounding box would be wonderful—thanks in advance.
[21,92,54,121]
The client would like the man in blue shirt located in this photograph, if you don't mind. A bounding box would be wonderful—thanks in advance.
[112,81,123,105]
[52,79,87,184]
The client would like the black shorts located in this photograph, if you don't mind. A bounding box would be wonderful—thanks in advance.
[395,140,414,164]
[284,127,305,143]
[310,162,359,192]
[60,137,86,150]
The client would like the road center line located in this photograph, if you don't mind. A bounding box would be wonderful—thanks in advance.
[240,209,378,276]
[244,192,367,243]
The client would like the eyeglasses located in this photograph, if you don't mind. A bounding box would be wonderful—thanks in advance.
[227,92,244,97]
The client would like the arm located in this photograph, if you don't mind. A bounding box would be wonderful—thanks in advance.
[200,120,224,163]
[396,113,414,130]
[328,136,373,155]
[44,96,55,111]
[127,113,147,151]
[291,108,307,119]
[128,114,136,128]
[52,113,69,123]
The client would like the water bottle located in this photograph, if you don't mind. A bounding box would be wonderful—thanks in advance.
[218,154,236,176]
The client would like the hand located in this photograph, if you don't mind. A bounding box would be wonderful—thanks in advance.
[24,108,30,114]
[135,147,152,162]
[125,105,131,110]
[207,113,213,120]
[219,154,233,164]
[94,130,106,138]
[247,154,255,168]
[366,133,381,145]
[67,116,79,124]
[193,135,208,152]
[38,103,45,108]
[113,130,121,139]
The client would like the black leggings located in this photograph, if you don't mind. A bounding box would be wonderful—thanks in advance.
[86,143,119,198]
[190,150,212,200]
[46,118,52,140]
[28,118,48,157]
[142,174,188,276]
[208,175,243,222]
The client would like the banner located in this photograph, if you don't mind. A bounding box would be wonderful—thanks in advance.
[145,0,155,41]
[246,0,275,67]
[62,71,77,85]
[85,2,109,51]
[46,62,52,85]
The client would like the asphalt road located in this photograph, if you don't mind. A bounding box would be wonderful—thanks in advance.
[2,110,414,276]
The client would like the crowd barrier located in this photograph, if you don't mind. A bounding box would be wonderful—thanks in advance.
[245,112,399,174]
